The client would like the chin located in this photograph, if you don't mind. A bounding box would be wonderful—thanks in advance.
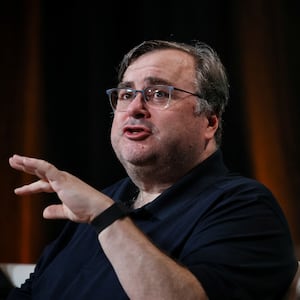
[120,153,157,168]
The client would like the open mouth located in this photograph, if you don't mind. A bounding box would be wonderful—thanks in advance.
[123,125,151,139]
[126,128,144,134]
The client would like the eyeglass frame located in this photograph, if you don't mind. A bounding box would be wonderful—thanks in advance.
[106,85,203,111]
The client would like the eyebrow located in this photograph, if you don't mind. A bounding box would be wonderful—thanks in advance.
[118,77,172,89]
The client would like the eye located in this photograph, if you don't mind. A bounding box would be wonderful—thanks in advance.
[153,89,168,98]
[146,86,170,102]
[118,89,134,101]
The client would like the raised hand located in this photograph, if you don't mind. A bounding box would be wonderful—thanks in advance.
[9,154,113,223]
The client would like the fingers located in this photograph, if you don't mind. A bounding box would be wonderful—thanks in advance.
[9,154,59,181]
[9,155,58,195]
[9,154,42,176]
[43,204,89,223]
[14,179,54,195]
[9,154,102,223]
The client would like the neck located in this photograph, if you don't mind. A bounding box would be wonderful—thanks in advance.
[133,190,162,209]
[126,142,218,208]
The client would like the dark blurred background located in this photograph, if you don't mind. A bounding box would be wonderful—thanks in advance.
[1,0,299,262]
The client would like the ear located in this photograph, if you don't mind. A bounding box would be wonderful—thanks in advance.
[205,114,219,139]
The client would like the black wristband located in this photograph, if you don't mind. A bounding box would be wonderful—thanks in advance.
[91,202,129,234]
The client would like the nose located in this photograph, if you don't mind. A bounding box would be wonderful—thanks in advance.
[126,91,150,118]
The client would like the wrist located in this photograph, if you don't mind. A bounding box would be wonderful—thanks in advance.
[91,202,130,234]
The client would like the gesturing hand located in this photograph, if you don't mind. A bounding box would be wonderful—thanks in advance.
[9,154,113,223]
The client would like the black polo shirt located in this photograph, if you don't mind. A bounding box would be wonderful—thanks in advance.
[8,150,298,299]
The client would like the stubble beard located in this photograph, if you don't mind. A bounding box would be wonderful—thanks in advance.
[116,143,196,187]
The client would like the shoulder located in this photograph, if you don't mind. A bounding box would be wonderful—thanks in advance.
[218,172,271,191]
[215,173,274,198]
[205,173,290,229]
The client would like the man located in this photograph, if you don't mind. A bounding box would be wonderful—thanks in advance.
[8,40,297,299]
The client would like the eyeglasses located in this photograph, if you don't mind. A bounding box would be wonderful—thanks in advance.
[106,85,202,111]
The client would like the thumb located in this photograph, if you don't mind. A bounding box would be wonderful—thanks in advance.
[43,204,67,220]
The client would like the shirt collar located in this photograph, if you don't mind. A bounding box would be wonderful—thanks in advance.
[130,149,229,220]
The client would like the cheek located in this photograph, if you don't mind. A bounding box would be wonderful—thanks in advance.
[110,118,121,145]
[110,119,117,135]
[158,116,202,145]
[180,117,208,143]
[111,113,124,133]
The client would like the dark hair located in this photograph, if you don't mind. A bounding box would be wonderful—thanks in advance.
[117,40,229,146]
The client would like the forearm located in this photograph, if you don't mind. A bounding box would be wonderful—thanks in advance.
[99,217,208,300]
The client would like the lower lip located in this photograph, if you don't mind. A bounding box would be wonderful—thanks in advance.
[124,131,151,140]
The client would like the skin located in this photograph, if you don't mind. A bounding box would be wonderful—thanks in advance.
[111,49,218,205]
[9,48,219,299]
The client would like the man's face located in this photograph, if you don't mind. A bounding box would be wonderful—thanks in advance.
[110,49,218,176]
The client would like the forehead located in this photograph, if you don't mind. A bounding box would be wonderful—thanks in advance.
[123,49,196,86]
